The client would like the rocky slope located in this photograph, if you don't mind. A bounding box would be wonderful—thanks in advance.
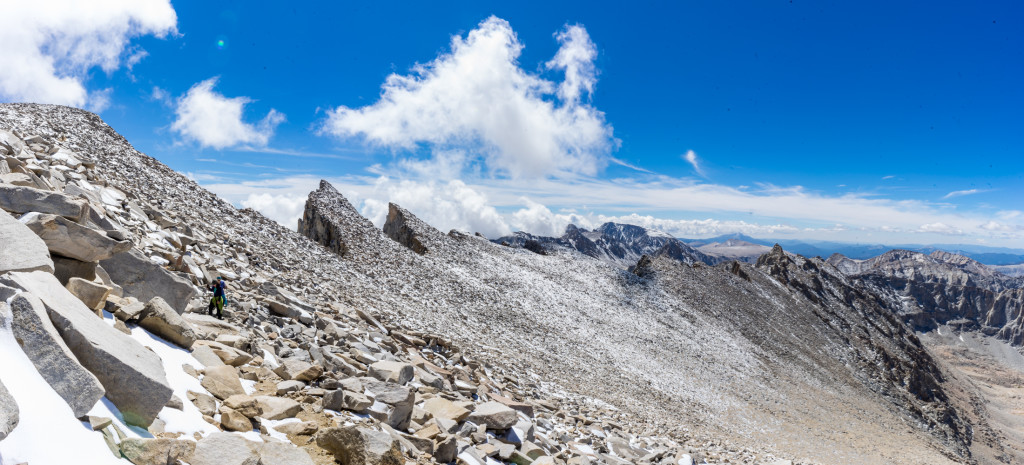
[0,103,1009,465]
[828,250,1024,345]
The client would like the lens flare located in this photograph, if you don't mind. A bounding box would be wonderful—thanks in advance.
[216,39,225,49]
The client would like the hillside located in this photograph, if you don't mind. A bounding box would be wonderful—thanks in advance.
[1,104,1018,465]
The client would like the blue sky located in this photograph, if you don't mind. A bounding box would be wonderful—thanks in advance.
[3,1,1023,246]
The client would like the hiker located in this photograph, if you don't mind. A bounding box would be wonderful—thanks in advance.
[208,276,227,319]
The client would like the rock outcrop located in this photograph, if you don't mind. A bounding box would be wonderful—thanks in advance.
[829,249,1024,346]
[382,202,449,255]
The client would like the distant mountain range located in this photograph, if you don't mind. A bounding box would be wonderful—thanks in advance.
[681,232,1024,266]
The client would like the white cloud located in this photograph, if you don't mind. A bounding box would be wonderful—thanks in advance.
[361,178,511,237]
[942,189,982,199]
[683,150,705,177]
[0,0,176,110]
[321,16,615,178]
[200,173,1024,247]
[171,77,285,149]
[918,222,963,235]
[241,193,307,229]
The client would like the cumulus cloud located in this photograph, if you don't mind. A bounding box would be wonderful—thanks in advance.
[171,77,285,149]
[322,16,614,178]
[0,0,176,110]
[241,193,307,229]
[683,150,705,177]
[361,178,511,237]
[919,222,963,235]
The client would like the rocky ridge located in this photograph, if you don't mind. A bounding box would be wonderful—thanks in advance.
[828,250,1024,346]
[496,223,720,268]
[0,103,999,465]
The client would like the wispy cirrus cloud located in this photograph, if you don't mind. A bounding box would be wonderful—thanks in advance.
[683,150,706,177]
[942,188,985,199]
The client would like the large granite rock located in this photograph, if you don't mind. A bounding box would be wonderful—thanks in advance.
[0,271,173,426]
[118,437,196,465]
[466,401,519,430]
[315,426,403,465]
[254,395,302,420]
[362,379,414,430]
[0,208,53,273]
[65,277,112,310]
[137,297,197,349]
[201,365,245,400]
[52,255,97,285]
[0,184,88,221]
[190,432,260,465]
[100,248,195,313]
[20,212,130,262]
[255,440,316,465]
[0,378,17,442]
[8,293,105,417]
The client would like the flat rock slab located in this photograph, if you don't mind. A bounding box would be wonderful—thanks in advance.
[254,395,302,420]
[21,212,130,262]
[118,437,195,465]
[368,360,414,385]
[316,426,403,465]
[466,401,518,430]
[201,365,245,400]
[256,440,315,465]
[0,184,88,221]
[100,248,195,314]
[190,432,260,465]
[137,297,197,349]
[8,293,104,417]
[0,209,53,273]
[1,271,172,427]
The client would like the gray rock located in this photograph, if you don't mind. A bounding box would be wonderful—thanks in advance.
[52,255,97,285]
[0,184,88,221]
[368,360,414,385]
[1,271,172,427]
[273,358,322,382]
[65,277,112,310]
[8,293,104,417]
[256,441,316,465]
[100,248,195,314]
[0,378,17,442]
[218,406,253,432]
[0,208,53,273]
[276,380,305,395]
[201,365,245,400]
[137,297,197,349]
[363,379,414,430]
[223,394,262,418]
[315,426,403,465]
[433,435,458,463]
[190,432,260,465]
[21,212,131,262]
[466,401,518,430]
[118,437,195,465]
[187,390,217,416]
[254,395,302,420]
